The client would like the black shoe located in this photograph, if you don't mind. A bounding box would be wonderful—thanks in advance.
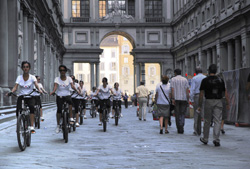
[139,118,141,121]
[200,138,208,145]
[178,128,184,134]
[160,129,163,134]
[213,140,220,147]
[221,129,225,134]
[144,119,146,121]
[168,120,171,126]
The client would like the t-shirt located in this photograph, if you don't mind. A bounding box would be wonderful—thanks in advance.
[112,88,123,100]
[136,85,149,98]
[200,76,225,99]
[32,83,43,96]
[156,83,171,105]
[98,85,112,100]
[77,86,87,99]
[90,91,98,100]
[71,83,80,98]
[15,74,37,96]
[54,76,73,96]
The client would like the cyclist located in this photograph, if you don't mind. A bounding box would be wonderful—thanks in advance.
[50,65,80,133]
[78,80,88,119]
[33,76,47,121]
[94,77,113,125]
[70,76,82,127]
[89,86,99,115]
[7,61,42,133]
[112,82,124,118]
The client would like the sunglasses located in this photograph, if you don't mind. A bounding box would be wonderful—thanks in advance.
[59,69,66,72]
[37,79,41,80]
[22,66,30,68]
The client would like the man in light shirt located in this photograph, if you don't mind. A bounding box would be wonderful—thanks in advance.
[171,69,189,134]
[190,67,206,136]
[136,81,150,121]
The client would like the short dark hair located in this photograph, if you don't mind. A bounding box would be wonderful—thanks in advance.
[21,61,31,69]
[75,79,78,83]
[80,80,84,84]
[35,76,40,79]
[195,67,202,74]
[114,82,119,88]
[58,65,67,72]
[161,76,169,84]
[140,81,145,85]
[208,64,217,74]
[102,77,108,83]
[174,69,181,75]
[92,86,96,90]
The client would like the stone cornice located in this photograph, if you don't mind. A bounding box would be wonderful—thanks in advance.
[66,48,103,54]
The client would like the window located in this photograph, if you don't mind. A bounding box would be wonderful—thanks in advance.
[202,11,205,22]
[145,0,162,18]
[110,62,116,71]
[72,0,90,17]
[78,74,83,80]
[148,66,156,76]
[99,0,106,18]
[128,0,135,17]
[100,62,105,71]
[108,0,126,15]
[212,4,216,15]
[122,45,130,54]
[110,74,116,83]
[221,0,225,9]
[78,63,83,70]
[122,66,130,76]
[124,57,128,63]
[207,8,210,20]
[150,80,155,85]
[111,49,116,58]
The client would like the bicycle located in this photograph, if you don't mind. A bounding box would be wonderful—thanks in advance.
[89,98,97,118]
[98,95,112,132]
[113,99,121,126]
[79,96,88,125]
[8,91,35,151]
[34,102,40,129]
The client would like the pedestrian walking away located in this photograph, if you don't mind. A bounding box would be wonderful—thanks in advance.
[190,67,206,136]
[170,69,189,134]
[136,81,150,121]
[198,64,228,147]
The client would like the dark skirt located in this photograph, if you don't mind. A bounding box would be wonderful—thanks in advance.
[157,104,170,118]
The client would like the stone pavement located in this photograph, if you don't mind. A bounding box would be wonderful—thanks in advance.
[0,105,249,169]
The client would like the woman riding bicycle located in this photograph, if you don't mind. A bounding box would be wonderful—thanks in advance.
[33,76,47,121]
[7,61,42,133]
[95,77,113,125]
[90,86,99,114]
[50,65,80,133]
[78,80,88,119]
[112,82,124,118]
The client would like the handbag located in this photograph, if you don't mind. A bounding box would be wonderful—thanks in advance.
[160,85,175,112]
[152,103,159,120]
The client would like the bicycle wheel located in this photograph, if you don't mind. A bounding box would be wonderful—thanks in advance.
[103,109,107,132]
[80,109,83,125]
[26,115,31,147]
[115,108,119,126]
[63,111,68,143]
[37,108,40,129]
[17,114,26,151]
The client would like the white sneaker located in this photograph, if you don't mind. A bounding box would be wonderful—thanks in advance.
[109,114,113,118]
[41,116,44,121]
[29,126,35,134]
[98,122,102,126]
[76,123,80,127]
[120,113,123,118]
[84,115,87,119]
[55,125,60,133]
[70,118,75,122]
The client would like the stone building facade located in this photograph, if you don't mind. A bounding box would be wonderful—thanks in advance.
[0,0,65,106]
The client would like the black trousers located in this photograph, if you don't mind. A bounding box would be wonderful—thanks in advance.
[16,96,35,117]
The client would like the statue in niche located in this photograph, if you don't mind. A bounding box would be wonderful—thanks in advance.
[34,40,37,61]
[114,0,120,14]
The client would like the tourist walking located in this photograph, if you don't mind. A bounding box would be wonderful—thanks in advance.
[136,81,149,121]
[190,67,206,136]
[155,76,171,134]
[170,69,189,134]
[199,64,226,147]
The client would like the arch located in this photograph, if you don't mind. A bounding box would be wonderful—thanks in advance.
[100,30,136,48]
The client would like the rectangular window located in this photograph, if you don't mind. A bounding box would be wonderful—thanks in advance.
[78,63,83,71]
[145,0,162,18]
[111,50,116,58]
[110,62,116,71]
[108,0,126,15]
[99,0,106,18]
[72,0,90,17]
[110,73,116,83]
[124,57,128,63]
[128,0,135,17]
[100,62,105,71]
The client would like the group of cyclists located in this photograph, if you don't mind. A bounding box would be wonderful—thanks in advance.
[7,61,125,135]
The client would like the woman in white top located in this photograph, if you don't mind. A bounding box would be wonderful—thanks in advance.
[112,82,124,118]
[77,80,88,122]
[95,77,113,125]
[7,61,42,133]
[155,75,171,134]
[90,86,99,114]
[50,65,80,133]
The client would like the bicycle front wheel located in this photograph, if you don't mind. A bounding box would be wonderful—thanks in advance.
[115,108,119,126]
[17,114,26,151]
[26,115,31,147]
[63,111,68,143]
[103,109,107,132]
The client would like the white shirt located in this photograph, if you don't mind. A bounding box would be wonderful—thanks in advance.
[32,83,43,96]
[54,76,73,96]
[170,75,189,101]
[190,73,206,102]
[77,86,87,99]
[156,83,171,105]
[90,91,98,100]
[71,83,80,98]
[112,88,123,100]
[98,85,112,100]
[15,74,37,96]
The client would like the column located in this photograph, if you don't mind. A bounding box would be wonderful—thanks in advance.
[191,55,195,76]
[141,63,145,84]
[95,62,100,87]
[90,63,95,89]
[235,36,242,69]
[220,42,228,71]
[227,40,234,70]
[136,63,140,87]
[23,10,29,61]
[187,56,191,75]
[40,31,45,88]
[28,12,35,74]
[212,46,217,65]
[207,49,212,68]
